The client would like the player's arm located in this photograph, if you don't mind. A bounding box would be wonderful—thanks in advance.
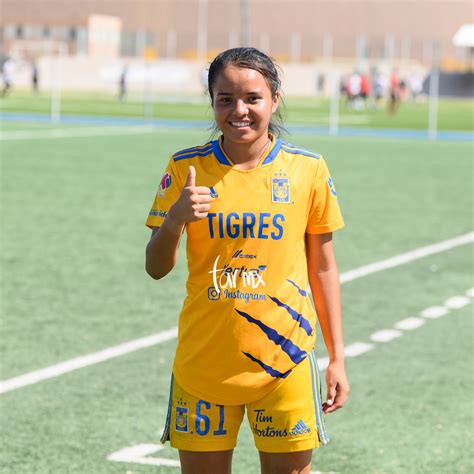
[145,166,211,280]
[305,232,350,413]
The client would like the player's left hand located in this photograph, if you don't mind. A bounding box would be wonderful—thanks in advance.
[323,360,350,413]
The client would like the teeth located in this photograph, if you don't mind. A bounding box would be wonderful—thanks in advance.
[231,122,251,127]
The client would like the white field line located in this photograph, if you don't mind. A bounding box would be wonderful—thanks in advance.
[0,126,156,141]
[0,329,177,394]
[340,232,473,283]
[4,292,474,474]
[0,232,472,395]
[106,289,472,471]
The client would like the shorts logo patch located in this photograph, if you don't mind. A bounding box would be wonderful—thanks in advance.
[289,419,311,436]
[158,172,172,196]
[272,178,290,203]
[175,406,188,432]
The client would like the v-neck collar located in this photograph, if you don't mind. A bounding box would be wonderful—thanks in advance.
[212,134,283,168]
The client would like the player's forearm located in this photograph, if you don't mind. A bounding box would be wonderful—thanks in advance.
[145,218,184,280]
[308,266,345,362]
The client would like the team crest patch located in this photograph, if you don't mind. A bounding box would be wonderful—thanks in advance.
[272,178,290,203]
[158,172,172,196]
[175,406,188,432]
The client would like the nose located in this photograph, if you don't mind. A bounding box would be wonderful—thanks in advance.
[234,99,249,116]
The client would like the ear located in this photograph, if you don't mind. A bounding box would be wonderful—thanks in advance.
[271,90,280,113]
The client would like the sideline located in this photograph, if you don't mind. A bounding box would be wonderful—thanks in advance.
[1,232,472,395]
[1,112,473,141]
[0,126,156,140]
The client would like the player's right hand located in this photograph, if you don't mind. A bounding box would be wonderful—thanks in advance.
[167,165,212,225]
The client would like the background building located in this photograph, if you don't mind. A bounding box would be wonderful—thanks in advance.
[1,0,472,65]
[0,0,471,96]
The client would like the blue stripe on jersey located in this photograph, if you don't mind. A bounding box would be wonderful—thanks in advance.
[281,143,321,159]
[235,309,307,364]
[268,295,313,336]
[173,145,213,162]
[261,138,283,164]
[287,279,307,297]
[212,139,233,166]
[242,352,292,378]
[173,143,212,158]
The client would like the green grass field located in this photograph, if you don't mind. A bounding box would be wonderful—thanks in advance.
[1,90,473,131]
[1,121,473,473]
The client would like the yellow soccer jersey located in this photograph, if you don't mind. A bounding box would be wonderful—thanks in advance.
[146,134,344,405]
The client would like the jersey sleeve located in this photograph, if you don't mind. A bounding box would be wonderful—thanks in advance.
[306,157,344,234]
[145,156,182,229]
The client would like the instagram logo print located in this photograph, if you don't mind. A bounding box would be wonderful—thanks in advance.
[208,287,220,301]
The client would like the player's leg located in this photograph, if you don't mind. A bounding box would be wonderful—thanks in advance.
[179,449,234,474]
[247,352,329,474]
[259,449,312,474]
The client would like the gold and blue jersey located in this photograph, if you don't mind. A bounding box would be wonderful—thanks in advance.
[146,134,344,405]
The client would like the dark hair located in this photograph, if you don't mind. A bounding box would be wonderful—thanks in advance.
[207,47,286,137]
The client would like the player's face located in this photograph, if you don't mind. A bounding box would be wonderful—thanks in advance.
[211,65,280,145]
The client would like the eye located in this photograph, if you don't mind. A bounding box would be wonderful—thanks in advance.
[247,96,260,103]
[218,97,232,104]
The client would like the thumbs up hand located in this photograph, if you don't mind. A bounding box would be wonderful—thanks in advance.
[166,166,212,230]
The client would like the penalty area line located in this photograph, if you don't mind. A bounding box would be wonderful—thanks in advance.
[0,231,472,395]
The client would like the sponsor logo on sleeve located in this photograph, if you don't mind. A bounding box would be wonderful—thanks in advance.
[149,209,168,218]
[158,172,172,196]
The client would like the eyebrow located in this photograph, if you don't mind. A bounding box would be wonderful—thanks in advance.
[216,91,263,96]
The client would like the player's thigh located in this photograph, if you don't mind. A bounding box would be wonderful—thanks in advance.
[259,449,313,474]
[179,449,234,474]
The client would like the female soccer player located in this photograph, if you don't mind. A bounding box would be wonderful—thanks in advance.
[145,47,349,474]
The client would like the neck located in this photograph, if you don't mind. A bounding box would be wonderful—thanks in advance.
[222,133,271,170]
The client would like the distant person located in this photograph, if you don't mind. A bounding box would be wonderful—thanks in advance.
[398,79,408,101]
[1,57,14,97]
[145,47,349,474]
[388,70,400,115]
[118,65,128,102]
[317,73,325,95]
[340,75,348,104]
[409,72,423,102]
[348,71,362,110]
[360,73,371,109]
[31,61,39,94]
[372,70,386,108]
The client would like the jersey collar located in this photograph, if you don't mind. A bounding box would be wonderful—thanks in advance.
[212,134,283,167]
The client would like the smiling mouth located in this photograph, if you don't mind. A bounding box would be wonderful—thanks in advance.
[230,121,253,128]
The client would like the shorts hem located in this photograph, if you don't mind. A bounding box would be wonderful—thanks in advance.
[170,439,238,452]
[255,438,320,453]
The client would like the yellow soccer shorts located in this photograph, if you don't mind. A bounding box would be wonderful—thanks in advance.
[160,352,329,453]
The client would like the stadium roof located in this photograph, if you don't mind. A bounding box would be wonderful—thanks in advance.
[452,24,474,48]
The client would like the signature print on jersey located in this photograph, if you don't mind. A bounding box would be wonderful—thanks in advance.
[209,255,266,294]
